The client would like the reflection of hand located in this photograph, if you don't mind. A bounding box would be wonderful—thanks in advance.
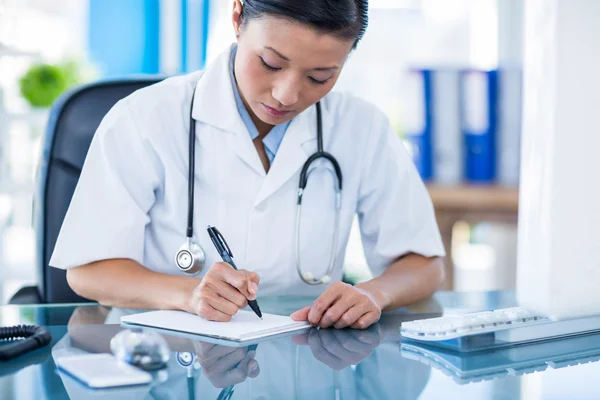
[292,324,381,371]
[291,282,382,329]
[193,341,260,388]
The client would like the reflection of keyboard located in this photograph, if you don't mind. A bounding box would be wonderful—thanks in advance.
[400,331,600,385]
[400,307,550,341]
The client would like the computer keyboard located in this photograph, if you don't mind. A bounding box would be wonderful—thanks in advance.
[400,307,551,341]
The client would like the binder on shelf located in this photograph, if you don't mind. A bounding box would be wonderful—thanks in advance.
[496,68,522,187]
[461,69,498,183]
[403,69,432,181]
[431,69,463,185]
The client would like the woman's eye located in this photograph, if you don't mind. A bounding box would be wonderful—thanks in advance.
[309,77,330,85]
[260,58,281,71]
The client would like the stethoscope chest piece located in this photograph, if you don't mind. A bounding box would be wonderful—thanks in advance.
[175,239,206,275]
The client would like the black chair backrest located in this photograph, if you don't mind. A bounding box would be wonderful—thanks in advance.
[37,77,164,303]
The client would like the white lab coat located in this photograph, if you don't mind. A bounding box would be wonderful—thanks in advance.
[50,44,445,297]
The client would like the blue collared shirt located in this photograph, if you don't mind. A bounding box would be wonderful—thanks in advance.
[229,45,290,165]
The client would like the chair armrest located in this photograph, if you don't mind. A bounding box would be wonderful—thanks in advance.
[9,286,43,304]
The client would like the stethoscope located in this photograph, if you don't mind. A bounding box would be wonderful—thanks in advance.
[175,89,343,285]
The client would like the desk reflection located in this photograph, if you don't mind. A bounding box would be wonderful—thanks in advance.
[53,306,431,399]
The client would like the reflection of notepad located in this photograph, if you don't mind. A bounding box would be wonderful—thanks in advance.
[121,310,310,342]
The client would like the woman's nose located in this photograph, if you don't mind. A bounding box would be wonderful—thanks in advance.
[271,78,299,107]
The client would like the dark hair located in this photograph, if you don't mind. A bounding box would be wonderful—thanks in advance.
[240,0,369,49]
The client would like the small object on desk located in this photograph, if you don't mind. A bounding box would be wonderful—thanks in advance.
[400,307,600,352]
[110,328,170,370]
[55,353,153,389]
[207,225,263,319]
[121,310,310,343]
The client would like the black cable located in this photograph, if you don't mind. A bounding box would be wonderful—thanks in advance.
[0,325,52,361]
[187,92,196,239]
[316,102,323,152]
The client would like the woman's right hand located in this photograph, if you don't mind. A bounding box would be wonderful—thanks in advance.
[189,262,260,322]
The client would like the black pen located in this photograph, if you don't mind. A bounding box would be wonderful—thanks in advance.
[207,225,263,320]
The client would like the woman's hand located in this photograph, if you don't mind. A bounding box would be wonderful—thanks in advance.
[290,282,383,329]
[189,262,260,322]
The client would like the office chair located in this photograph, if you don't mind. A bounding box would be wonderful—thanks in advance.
[9,77,165,304]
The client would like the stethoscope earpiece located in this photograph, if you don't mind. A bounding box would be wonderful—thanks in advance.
[301,272,332,285]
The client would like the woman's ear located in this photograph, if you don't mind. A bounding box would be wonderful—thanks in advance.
[231,0,243,38]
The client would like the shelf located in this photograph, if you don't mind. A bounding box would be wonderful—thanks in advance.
[426,184,519,212]
[0,45,40,59]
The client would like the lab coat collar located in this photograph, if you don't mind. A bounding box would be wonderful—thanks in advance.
[253,103,332,206]
[192,43,246,136]
[192,43,334,203]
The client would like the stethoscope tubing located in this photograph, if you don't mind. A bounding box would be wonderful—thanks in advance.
[180,93,343,284]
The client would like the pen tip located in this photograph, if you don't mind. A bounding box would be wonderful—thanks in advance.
[260,317,263,320]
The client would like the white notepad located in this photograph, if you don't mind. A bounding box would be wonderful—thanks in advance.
[121,310,310,342]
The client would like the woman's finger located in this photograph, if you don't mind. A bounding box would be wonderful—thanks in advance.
[240,270,260,299]
[290,306,311,321]
[209,294,240,317]
[319,295,358,329]
[194,300,234,322]
[307,282,346,326]
[333,302,370,329]
[350,311,381,330]
[213,263,254,299]
[211,279,248,309]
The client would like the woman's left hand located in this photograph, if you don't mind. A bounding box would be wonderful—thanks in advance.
[290,282,383,329]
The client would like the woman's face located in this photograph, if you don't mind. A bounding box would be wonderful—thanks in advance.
[232,10,354,129]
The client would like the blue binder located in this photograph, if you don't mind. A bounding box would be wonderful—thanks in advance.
[404,69,433,181]
[461,70,498,183]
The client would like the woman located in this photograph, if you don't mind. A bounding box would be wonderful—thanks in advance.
[51,0,445,329]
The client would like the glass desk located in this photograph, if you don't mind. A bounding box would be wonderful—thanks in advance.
[1,291,599,399]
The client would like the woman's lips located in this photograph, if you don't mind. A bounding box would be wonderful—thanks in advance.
[262,103,291,117]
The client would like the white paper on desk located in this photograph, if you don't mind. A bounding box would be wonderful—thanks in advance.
[120,310,311,342]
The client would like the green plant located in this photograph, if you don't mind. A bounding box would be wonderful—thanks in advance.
[18,61,82,108]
